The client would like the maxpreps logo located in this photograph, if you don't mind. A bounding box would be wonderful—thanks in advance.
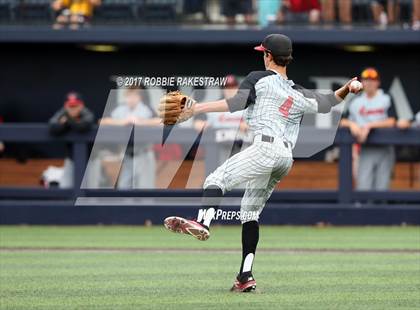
[197,209,259,222]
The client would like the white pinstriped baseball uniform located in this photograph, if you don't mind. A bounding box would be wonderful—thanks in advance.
[203,70,339,222]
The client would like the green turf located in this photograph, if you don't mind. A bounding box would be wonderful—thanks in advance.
[0,225,419,250]
[1,226,419,309]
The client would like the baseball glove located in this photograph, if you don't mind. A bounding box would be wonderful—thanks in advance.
[158,91,196,125]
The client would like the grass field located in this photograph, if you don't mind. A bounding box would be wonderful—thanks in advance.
[0,226,419,309]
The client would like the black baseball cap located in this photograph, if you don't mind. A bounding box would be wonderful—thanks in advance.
[254,34,293,57]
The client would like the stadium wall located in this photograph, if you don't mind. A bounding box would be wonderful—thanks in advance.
[1,43,419,126]
[1,202,419,225]
[1,30,419,225]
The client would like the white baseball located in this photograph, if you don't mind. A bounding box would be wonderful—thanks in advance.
[349,80,363,93]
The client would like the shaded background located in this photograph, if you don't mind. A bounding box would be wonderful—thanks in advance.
[1,43,419,123]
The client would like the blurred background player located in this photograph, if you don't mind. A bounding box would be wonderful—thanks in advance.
[98,87,161,189]
[414,111,420,126]
[340,68,396,190]
[48,91,94,188]
[222,0,254,25]
[49,91,94,135]
[0,114,4,157]
[321,0,352,25]
[194,75,250,166]
[278,0,322,24]
[257,0,281,26]
[414,0,420,29]
[371,0,397,27]
[52,0,101,29]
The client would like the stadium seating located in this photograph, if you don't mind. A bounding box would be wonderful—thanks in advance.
[138,0,177,23]
[0,0,15,22]
[0,0,415,25]
[95,0,139,22]
[15,0,52,22]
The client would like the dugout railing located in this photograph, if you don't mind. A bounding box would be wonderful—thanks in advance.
[0,124,419,205]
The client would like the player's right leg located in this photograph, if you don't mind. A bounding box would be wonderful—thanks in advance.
[232,160,292,292]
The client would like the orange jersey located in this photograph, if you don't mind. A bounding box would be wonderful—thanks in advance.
[61,0,95,17]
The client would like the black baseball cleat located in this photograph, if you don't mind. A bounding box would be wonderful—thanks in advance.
[230,272,257,293]
[163,216,210,241]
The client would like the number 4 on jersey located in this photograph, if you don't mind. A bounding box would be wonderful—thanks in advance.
[279,96,293,117]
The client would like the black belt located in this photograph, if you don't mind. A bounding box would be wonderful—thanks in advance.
[261,134,290,149]
[261,135,274,143]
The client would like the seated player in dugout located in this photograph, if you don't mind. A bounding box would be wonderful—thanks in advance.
[48,92,95,188]
[340,68,397,191]
[52,0,101,30]
[161,34,362,292]
[49,91,95,135]
[99,86,161,189]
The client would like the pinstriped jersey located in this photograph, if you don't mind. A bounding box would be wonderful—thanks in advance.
[226,70,339,148]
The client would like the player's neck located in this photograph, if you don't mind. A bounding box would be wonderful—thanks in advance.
[267,65,288,80]
[366,89,378,98]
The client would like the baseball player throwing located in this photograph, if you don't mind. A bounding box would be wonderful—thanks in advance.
[159,34,362,292]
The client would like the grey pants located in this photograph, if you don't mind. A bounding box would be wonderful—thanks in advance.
[204,137,293,223]
[118,150,156,189]
[60,158,74,188]
[357,146,395,190]
[84,149,156,189]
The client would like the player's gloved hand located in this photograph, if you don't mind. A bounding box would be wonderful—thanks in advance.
[158,91,196,125]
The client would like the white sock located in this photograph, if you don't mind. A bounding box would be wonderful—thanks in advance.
[202,208,215,228]
[242,253,254,273]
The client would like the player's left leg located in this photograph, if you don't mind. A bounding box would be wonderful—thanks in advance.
[201,140,285,226]
[231,160,293,293]
[165,141,280,241]
[163,185,222,241]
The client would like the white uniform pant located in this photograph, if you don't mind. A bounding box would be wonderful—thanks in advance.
[204,135,293,223]
[357,145,395,190]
